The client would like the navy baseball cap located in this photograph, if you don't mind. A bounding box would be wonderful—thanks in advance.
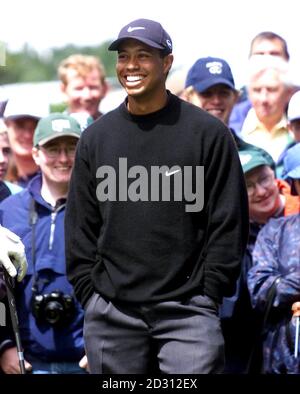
[185,57,236,93]
[108,18,172,54]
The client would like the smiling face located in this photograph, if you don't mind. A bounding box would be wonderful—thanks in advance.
[186,84,239,125]
[116,39,173,113]
[61,68,107,119]
[32,136,78,187]
[245,165,281,223]
[6,117,38,158]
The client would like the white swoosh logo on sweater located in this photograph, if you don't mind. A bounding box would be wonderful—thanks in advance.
[165,169,181,177]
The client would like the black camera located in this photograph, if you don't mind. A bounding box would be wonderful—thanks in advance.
[31,291,75,326]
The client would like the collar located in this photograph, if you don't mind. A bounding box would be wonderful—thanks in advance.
[242,108,288,136]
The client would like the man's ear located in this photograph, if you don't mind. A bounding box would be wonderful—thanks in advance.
[164,54,174,75]
[32,147,40,166]
[234,89,241,105]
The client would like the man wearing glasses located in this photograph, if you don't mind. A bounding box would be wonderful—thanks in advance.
[0,114,88,374]
[242,148,299,224]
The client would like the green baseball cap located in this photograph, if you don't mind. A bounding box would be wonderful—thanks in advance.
[238,146,275,174]
[34,113,81,147]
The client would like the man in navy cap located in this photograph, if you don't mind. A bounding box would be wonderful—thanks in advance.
[183,56,260,155]
[184,57,240,128]
[65,18,249,374]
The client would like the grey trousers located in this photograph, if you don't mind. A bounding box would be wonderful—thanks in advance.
[84,293,224,374]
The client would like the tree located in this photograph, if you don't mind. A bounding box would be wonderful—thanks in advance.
[0,41,116,85]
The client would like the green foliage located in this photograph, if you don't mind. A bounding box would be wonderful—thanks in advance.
[0,41,117,84]
[49,102,67,113]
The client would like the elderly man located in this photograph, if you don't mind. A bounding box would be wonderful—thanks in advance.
[240,55,294,167]
[229,31,291,134]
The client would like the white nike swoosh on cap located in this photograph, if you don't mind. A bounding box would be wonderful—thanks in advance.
[127,26,146,32]
[165,169,181,177]
[239,154,252,166]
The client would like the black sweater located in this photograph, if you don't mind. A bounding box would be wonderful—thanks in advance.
[65,94,249,307]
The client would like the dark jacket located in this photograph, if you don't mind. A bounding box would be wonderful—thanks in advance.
[65,93,249,308]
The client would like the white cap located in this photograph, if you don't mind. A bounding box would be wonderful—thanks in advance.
[3,96,49,121]
[287,90,300,122]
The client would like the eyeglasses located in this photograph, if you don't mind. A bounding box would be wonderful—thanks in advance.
[246,174,274,197]
[38,145,77,158]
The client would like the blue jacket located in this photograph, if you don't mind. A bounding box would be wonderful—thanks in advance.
[229,99,252,136]
[0,174,85,362]
[248,215,300,374]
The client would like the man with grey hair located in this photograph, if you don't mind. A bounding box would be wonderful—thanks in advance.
[229,31,291,134]
[241,55,294,172]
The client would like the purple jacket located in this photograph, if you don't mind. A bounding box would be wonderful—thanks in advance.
[248,215,300,374]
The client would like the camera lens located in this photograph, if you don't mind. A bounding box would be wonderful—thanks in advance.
[31,291,75,326]
[44,300,64,325]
